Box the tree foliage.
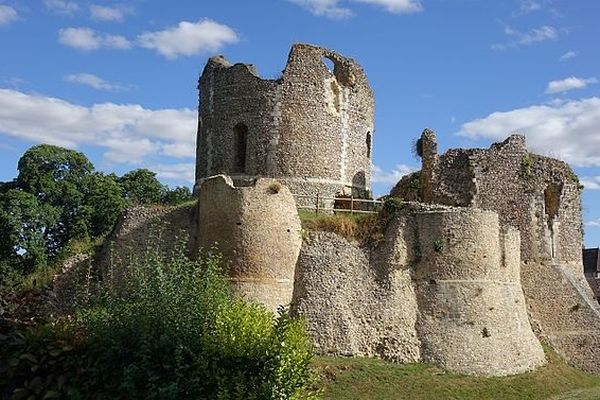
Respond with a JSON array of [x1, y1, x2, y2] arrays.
[[0, 144, 193, 283], [119, 169, 165, 205]]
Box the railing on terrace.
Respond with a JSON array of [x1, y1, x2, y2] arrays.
[[293, 193, 383, 215]]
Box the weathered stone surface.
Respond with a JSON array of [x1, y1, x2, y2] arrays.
[[292, 229, 421, 363], [196, 175, 302, 312], [195, 44, 375, 201], [396, 131, 583, 266], [411, 208, 545, 376], [293, 205, 545, 376]]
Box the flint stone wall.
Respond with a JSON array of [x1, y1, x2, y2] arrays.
[[196, 175, 302, 312], [195, 43, 375, 200], [394, 133, 583, 266], [293, 205, 546, 376]]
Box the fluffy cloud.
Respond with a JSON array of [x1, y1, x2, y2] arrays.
[[64, 73, 129, 91], [586, 219, 600, 228], [288, 0, 352, 18], [546, 76, 598, 94], [137, 19, 238, 59], [58, 27, 131, 50], [44, 0, 79, 15], [0, 88, 196, 164], [0, 5, 18, 25], [150, 163, 195, 183], [560, 51, 577, 61], [355, 0, 422, 13], [288, 0, 422, 18], [458, 97, 600, 167], [90, 4, 132, 22], [372, 164, 416, 184], [493, 25, 558, 50], [581, 176, 600, 190]]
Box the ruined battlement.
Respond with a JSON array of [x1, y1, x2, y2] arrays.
[[195, 43, 375, 200], [394, 130, 583, 265]]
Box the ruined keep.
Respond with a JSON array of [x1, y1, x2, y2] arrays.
[[194, 43, 375, 200], [394, 130, 583, 267], [89, 43, 600, 378]]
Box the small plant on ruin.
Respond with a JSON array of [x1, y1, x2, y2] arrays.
[[521, 154, 534, 178], [411, 137, 424, 160], [269, 181, 282, 194], [433, 238, 445, 253]]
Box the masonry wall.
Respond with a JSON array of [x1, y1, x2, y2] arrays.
[[293, 205, 546, 376], [411, 132, 583, 266], [411, 208, 545, 376], [195, 43, 375, 199], [292, 222, 421, 363], [196, 175, 302, 311]]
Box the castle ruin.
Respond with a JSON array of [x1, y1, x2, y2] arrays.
[[95, 43, 600, 378], [195, 44, 374, 200]]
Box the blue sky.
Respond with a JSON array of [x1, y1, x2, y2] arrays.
[[0, 0, 599, 245]]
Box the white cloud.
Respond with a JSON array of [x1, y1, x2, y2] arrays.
[[137, 19, 238, 59], [354, 0, 422, 14], [581, 176, 600, 190], [560, 51, 577, 61], [493, 25, 558, 50], [0, 5, 18, 25], [44, 0, 79, 15], [288, 0, 422, 18], [58, 27, 131, 51], [517, 0, 541, 15], [586, 219, 600, 228], [458, 97, 600, 167], [90, 4, 132, 22], [151, 163, 195, 183], [64, 73, 129, 91], [546, 76, 598, 94], [372, 164, 416, 184], [0, 88, 196, 164], [289, 0, 353, 18]]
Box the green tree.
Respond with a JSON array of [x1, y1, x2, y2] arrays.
[[83, 173, 127, 238], [119, 169, 165, 205], [16, 145, 93, 255], [162, 185, 193, 205], [0, 189, 55, 274]]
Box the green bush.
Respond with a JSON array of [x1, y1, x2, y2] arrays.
[[74, 244, 319, 399], [1, 245, 319, 399]]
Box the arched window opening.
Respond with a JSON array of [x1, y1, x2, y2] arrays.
[[322, 56, 335, 73], [366, 131, 372, 159], [544, 183, 561, 222], [233, 123, 248, 174]]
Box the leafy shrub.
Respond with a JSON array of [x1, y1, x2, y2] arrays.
[[73, 244, 319, 399]]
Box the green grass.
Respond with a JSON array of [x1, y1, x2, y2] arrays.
[[315, 348, 600, 400]]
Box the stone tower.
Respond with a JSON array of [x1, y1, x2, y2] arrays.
[[195, 43, 375, 199]]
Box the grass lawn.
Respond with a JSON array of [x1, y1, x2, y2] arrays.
[[314, 348, 600, 400]]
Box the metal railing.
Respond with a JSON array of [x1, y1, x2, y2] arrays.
[[293, 193, 383, 215]]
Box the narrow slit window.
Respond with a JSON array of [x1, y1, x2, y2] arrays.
[[233, 123, 248, 174], [366, 131, 372, 159]]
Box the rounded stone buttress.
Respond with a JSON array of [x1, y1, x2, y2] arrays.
[[196, 175, 302, 311]]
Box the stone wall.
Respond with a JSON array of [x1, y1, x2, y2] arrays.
[[292, 226, 421, 363], [195, 43, 375, 200], [397, 132, 583, 266], [293, 204, 546, 376], [522, 262, 600, 376], [196, 175, 302, 312], [411, 208, 544, 376]]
